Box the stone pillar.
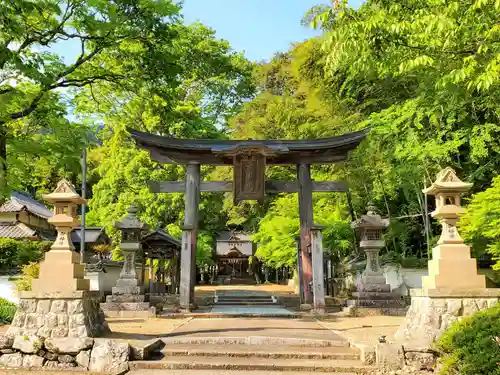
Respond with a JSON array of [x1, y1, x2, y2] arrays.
[[7, 179, 108, 338], [297, 163, 313, 308], [396, 168, 499, 345], [311, 225, 325, 312], [100, 205, 154, 318], [180, 164, 200, 311]]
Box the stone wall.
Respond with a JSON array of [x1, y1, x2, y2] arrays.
[[395, 293, 499, 345], [7, 291, 108, 339], [0, 336, 136, 373]]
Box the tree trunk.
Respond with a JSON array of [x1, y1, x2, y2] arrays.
[[0, 128, 7, 200]]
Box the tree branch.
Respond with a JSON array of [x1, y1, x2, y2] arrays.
[[2, 45, 107, 124]]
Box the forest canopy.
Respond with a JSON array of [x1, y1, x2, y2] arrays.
[[1, 0, 499, 270]]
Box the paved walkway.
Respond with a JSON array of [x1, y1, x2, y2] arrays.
[[166, 318, 345, 342]]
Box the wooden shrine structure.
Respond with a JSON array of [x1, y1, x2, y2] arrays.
[[141, 228, 181, 295], [129, 128, 366, 311]]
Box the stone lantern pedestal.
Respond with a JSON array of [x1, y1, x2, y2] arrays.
[[100, 206, 155, 318], [346, 205, 406, 316], [7, 180, 108, 338], [396, 168, 500, 345]]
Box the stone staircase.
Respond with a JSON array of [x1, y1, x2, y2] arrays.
[[214, 294, 277, 306], [129, 341, 374, 374]]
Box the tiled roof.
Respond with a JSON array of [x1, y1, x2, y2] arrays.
[[142, 228, 181, 247], [0, 221, 37, 238], [217, 231, 252, 242], [0, 191, 53, 219], [71, 227, 109, 244]]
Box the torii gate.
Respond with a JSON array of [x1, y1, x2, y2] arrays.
[[129, 128, 366, 312]]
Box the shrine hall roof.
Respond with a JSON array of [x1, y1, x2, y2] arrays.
[[128, 128, 367, 165]]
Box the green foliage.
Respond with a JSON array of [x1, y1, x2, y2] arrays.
[[434, 303, 500, 375], [461, 176, 500, 268], [0, 297, 17, 324], [253, 194, 353, 268], [0, 239, 49, 271], [14, 262, 40, 292]]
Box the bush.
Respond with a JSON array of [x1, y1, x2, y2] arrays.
[[0, 239, 50, 272], [0, 297, 17, 324], [434, 303, 500, 375], [14, 262, 40, 292]]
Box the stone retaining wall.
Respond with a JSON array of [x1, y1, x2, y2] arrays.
[[395, 293, 499, 344], [0, 335, 147, 373], [7, 291, 108, 339]]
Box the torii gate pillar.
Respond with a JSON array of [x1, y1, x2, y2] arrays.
[[179, 164, 200, 311]]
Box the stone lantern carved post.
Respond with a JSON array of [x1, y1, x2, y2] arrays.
[[101, 205, 155, 318], [395, 168, 499, 345], [347, 205, 404, 314], [7, 179, 108, 338]]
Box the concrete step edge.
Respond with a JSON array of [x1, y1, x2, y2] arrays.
[[129, 357, 373, 373], [159, 336, 350, 347], [160, 348, 360, 360], [128, 370, 358, 375]]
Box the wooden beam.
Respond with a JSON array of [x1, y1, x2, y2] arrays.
[[150, 180, 348, 193]]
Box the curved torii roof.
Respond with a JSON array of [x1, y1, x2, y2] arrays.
[[128, 128, 367, 165]]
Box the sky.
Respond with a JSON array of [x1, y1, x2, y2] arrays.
[[54, 0, 364, 64], [181, 0, 364, 62]]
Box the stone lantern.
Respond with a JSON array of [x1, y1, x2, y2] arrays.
[[395, 167, 498, 345], [114, 205, 149, 290], [8, 179, 108, 339], [421, 167, 485, 292], [352, 204, 389, 281], [101, 205, 154, 318], [347, 204, 402, 314], [33, 179, 88, 293]]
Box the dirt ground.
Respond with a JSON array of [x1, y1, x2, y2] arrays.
[[317, 315, 405, 346], [103, 317, 191, 345]]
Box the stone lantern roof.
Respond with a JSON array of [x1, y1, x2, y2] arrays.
[[115, 205, 149, 232], [422, 167, 472, 195], [43, 179, 85, 204], [352, 204, 389, 230]]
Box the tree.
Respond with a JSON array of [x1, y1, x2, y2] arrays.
[[461, 176, 500, 269], [84, 21, 255, 241], [316, 0, 500, 190], [0, 0, 183, 192]]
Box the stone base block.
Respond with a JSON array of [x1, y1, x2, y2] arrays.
[[100, 302, 150, 311], [112, 286, 141, 295], [116, 278, 140, 287], [395, 289, 500, 345], [347, 299, 406, 308], [343, 306, 408, 317], [106, 294, 145, 303], [361, 276, 386, 284], [6, 291, 108, 338], [357, 283, 391, 293], [352, 291, 394, 299], [103, 307, 156, 318]]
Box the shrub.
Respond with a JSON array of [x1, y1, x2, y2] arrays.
[[14, 262, 40, 292], [434, 303, 500, 375], [0, 297, 17, 324], [0, 239, 50, 272]]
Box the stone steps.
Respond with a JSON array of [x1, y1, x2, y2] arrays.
[[159, 344, 360, 360], [129, 370, 357, 375], [214, 294, 277, 306], [129, 355, 373, 373]]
